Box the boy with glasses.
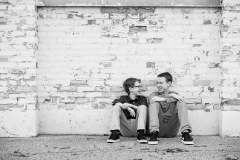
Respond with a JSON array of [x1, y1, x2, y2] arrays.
[[148, 72, 194, 145], [107, 78, 148, 143]]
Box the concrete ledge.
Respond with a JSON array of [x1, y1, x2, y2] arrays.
[[0, 110, 38, 137], [219, 111, 240, 137], [189, 110, 219, 135], [39, 110, 112, 135], [0, 109, 230, 137], [38, 0, 221, 7], [39, 109, 219, 135]]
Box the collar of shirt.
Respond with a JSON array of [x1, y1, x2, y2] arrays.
[[127, 95, 139, 105]]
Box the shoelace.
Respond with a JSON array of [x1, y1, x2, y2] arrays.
[[151, 132, 158, 138], [110, 132, 118, 137], [183, 133, 192, 140]]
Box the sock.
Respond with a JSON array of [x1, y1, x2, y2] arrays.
[[137, 129, 144, 134], [111, 130, 120, 134], [182, 129, 191, 134]]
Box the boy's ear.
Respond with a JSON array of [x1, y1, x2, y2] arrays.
[[167, 81, 172, 87], [129, 87, 133, 92]]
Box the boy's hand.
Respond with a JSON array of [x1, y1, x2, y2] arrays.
[[150, 96, 166, 104], [122, 103, 131, 109], [169, 93, 185, 103], [127, 107, 135, 117]]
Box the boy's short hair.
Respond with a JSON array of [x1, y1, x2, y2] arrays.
[[123, 78, 141, 95], [157, 72, 173, 83]]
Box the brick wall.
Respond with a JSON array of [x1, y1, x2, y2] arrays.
[[0, 0, 37, 111], [1, 0, 240, 137], [221, 0, 240, 111], [37, 7, 221, 111]]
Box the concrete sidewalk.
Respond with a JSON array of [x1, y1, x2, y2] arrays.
[[0, 135, 240, 160]]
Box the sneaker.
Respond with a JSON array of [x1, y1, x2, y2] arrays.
[[137, 130, 147, 143], [148, 131, 158, 145], [107, 130, 120, 143], [181, 131, 194, 145]]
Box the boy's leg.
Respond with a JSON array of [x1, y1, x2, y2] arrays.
[[176, 101, 194, 145], [149, 102, 161, 133], [149, 102, 169, 136], [161, 105, 180, 138], [120, 105, 147, 137], [136, 105, 147, 131], [148, 102, 161, 145], [161, 102, 192, 137], [109, 105, 136, 137], [135, 105, 148, 143], [176, 101, 192, 133]]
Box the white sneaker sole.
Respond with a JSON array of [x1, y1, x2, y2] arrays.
[[181, 140, 194, 145], [137, 139, 147, 143], [148, 141, 158, 145], [107, 139, 120, 143]]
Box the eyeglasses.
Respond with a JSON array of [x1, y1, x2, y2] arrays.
[[133, 85, 142, 89]]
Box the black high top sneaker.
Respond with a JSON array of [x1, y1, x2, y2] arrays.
[[181, 130, 194, 145], [137, 130, 147, 143], [148, 131, 158, 145], [107, 130, 120, 143]]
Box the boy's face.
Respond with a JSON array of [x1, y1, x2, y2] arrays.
[[130, 81, 142, 96], [156, 77, 171, 93]]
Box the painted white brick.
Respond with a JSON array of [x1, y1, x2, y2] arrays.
[[87, 80, 105, 86], [0, 81, 8, 86], [0, 86, 8, 92], [0, 99, 17, 104], [221, 93, 238, 99], [13, 37, 37, 43], [222, 12, 240, 18], [0, 63, 18, 68], [202, 98, 221, 104], [9, 80, 17, 85], [222, 87, 239, 92], [26, 5, 35, 11], [22, 80, 36, 86], [201, 74, 220, 81], [184, 86, 202, 92], [91, 74, 110, 80], [0, 5, 8, 10], [18, 98, 36, 105], [0, 25, 18, 31], [26, 104, 36, 110], [105, 80, 123, 86], [85, 92, 103, 98], [77, 86, 95, 92], [222, 62, 240, 68]]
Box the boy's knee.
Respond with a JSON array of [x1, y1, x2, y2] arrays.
[[112, 105, 121, 110], [149, 102, 160, 107], [139, 105, 147, 110], [137, 105, 147, 113], [176, 101, 186, 107]]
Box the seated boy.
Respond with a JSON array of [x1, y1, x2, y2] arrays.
[[107, 78, 148, 143], [148, 72, 194, 145]]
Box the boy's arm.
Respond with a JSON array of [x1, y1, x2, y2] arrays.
[[149, 92, 178, 104], [168, 92, 185, 103], [112, 96, 128, 109], [165, 94, 178, 103], [112, 96, 140, 110]]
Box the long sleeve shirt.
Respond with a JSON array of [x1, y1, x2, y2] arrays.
[[112, 95, 148, 119]]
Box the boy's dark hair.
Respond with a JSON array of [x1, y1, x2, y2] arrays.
[[123, 78, 141, 95], [157, 72, 173, 83]]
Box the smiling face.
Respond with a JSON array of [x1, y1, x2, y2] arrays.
[[156, 77, 171, 94], [130, 81, 142, 96]]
